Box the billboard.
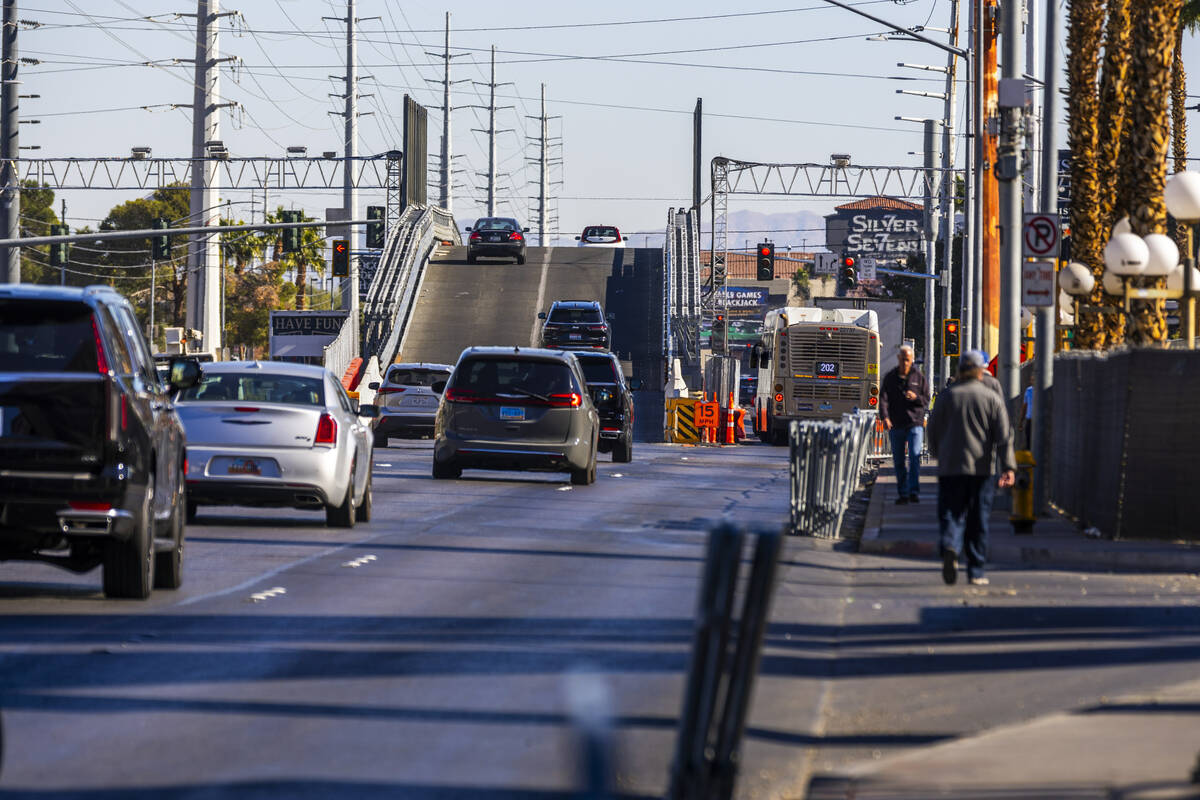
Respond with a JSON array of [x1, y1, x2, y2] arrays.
[[269, 310, 348, 358], [403, 95, 428, 208]]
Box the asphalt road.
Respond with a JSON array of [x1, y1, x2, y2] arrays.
[[1, 443, 1198, 798]]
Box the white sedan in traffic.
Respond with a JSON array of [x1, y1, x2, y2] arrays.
[[176, 360, 376, 527], [576, 225, 626, 248]]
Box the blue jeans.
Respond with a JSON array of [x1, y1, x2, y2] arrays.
[[937, 474, 997, 579], [888, 425, 923, 499]]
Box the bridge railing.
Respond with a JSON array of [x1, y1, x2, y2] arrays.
[[664, 207, 702, 388], [788, 412, 875, 538]]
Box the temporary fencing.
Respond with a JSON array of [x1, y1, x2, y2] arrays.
[[788, 412, 875, 538]]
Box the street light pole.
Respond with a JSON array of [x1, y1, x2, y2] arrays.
[[1034, 0, 1059, 514], [996, 0, 1024, 406]]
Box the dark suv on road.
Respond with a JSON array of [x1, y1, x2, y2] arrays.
[[0, 285, 200, 598], [573, 351, 636, 463], [538, 300, 613, 351], [466, 217, 529, 264]]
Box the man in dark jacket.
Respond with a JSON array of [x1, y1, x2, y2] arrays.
[[928, 351, 1017, 586], [878, 345, 931, 504]]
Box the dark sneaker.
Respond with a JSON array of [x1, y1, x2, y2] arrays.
[[942, 549, 958, 585], [909, 495, 920, 504], [896, 496, 909, 505]]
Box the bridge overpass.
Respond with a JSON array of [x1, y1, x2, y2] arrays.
[[399, 245, 666, 441]]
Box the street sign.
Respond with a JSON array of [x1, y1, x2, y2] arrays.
[[1022, 213, 1060, 258], [859, 256, 877, 281], [814, 252, 838, 276], [1022, 260, 1056, 307], [695, 401, 719, 429]]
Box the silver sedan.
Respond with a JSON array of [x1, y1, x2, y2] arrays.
[[176, 361, 376, 527]]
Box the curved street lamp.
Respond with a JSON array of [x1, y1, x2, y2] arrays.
[[1164, 170, 1200, 348]]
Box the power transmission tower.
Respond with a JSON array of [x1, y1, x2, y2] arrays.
[[325, 0, 375, 350], [1, 0, 19, 283], [469, 46, 513, 217], [526, 84, 561, 246], [183, 0, 237, 354], [424, 12, 469, 214]]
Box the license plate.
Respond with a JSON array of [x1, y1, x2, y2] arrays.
[[488, 234, 502, 241], [499, 406, 525, 421], [412, 397, 434, 406], [228, 458, 262, 476], [569, 333, 582, 340]]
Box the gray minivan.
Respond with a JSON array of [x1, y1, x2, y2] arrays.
[[432, 347, 600, 485]]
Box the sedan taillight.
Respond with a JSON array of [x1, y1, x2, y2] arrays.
[[469, 232, 482, 241], [508, 231, 524, 241], [315, 413, 337, 444]]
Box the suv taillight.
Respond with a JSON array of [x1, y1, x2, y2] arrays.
[[548, 392, 582, 408], [91, 316, 109, 375], [377, 386, 406, 395], [444, 388, 477, 404], [315, 413, 337, 444]]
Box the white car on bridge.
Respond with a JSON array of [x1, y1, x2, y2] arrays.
[[575, 225, 626, 248]]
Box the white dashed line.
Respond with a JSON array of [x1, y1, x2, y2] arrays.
[[341, 554, 378, 568], [249, 586, 287, 603]]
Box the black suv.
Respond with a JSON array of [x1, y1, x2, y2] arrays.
[[0, 285, 200, 599], [538, 300, 613, 351], [573, 351, 636, 462]]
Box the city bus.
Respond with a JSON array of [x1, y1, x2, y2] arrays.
[[748, 306, 881, 444]]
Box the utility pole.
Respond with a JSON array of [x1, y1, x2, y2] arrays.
[[923, 120, 939, 386], [526, 84, 561, 246], [996, 0, 1024, 404], [185, 0, 227, 355], [962, 23, 975, 352], [1033, 0, 1058, 513], [471, 46, 513, 217], [1, 0, 19, 283], [938, 0, 961, 387], [981, 0, 1001, 358], [424, 12, 467, 213], [693, 98, 702, 213]]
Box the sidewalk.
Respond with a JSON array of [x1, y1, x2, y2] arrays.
[[858, 462, 1200, 573], [806, 676, 1200, 799]]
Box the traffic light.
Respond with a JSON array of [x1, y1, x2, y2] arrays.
[[49, 224, 69, 268], [331, 239, 350, 278], [151, 218, 170, 260], [713, 256, 726, 285], [281, 209, 302, 253], [841, 256, 857, 289], [366, 205, 385, 249], [942, 318, 961, 357], [756, 242, 775, 281], [711, 313, 727, 353]]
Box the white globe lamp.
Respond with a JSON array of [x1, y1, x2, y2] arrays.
[[1112, 216, 1132, 236], [1142, 233, 1178, 277], [1165, 171, 1200, 223], [1103, 233, 1149, 276], [1059, 262, 1095, 296], [1167, 263, 1200, 292], [1102, 270, 1126, 295]]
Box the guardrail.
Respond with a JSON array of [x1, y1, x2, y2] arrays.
[[788, 412, 875, 538]]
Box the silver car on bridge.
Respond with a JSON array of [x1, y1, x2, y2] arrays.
[[176, 361, 377, 527]]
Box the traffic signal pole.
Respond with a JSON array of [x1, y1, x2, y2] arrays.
[[1, 0, 20, 284], [923, 120, 939, 386]]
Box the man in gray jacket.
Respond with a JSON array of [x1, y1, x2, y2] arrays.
[[928, 351, 1017, 586]]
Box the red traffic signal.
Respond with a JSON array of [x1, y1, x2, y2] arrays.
[[331, 239, 350, 277], [843, 256, 856, 268]]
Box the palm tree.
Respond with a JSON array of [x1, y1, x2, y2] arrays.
[[1094, 0, 1132, 348], [1067, 0, 1107, 350], [1123, 0, 1184, 346]]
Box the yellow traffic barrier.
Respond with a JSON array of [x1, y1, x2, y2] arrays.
[[666, 397, 700, 443]]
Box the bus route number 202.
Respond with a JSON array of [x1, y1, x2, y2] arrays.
[[816, 361, 840, 378]]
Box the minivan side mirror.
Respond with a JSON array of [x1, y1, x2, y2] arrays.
[[605, 313, 615, 322], [537, 312, 547, 320], [523, 227, 530, 233], [168, 357, 202, 391], [368, 381, 380, 390], [465, 226, 472, 232], [629, 378, 643, 391]]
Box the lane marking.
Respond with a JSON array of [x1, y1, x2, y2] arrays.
[[249, 586, 286, 603], [557, 485, 572, 492], [528, 247, 553, 346], [341, 554, 378, 568]]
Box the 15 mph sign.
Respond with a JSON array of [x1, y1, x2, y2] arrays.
[[1023, 213, 1060, 258]]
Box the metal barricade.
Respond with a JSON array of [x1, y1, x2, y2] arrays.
[[788, 412, 875, 538]]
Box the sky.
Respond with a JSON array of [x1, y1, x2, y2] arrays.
[[15, 1, 1200, 248]]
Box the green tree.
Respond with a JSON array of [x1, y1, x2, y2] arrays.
[[18, 182, 60, 284], [267, 207, 325, 310], [790, 267, 811, 302]]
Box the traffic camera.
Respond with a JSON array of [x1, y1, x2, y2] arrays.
[[756, 242, 775, 281]]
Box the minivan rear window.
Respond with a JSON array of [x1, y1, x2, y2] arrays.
[[548, 307, 603, 324], [387, 368, 451, 387], [0, 300, 99, 373], [450, 358, 576, 396]]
